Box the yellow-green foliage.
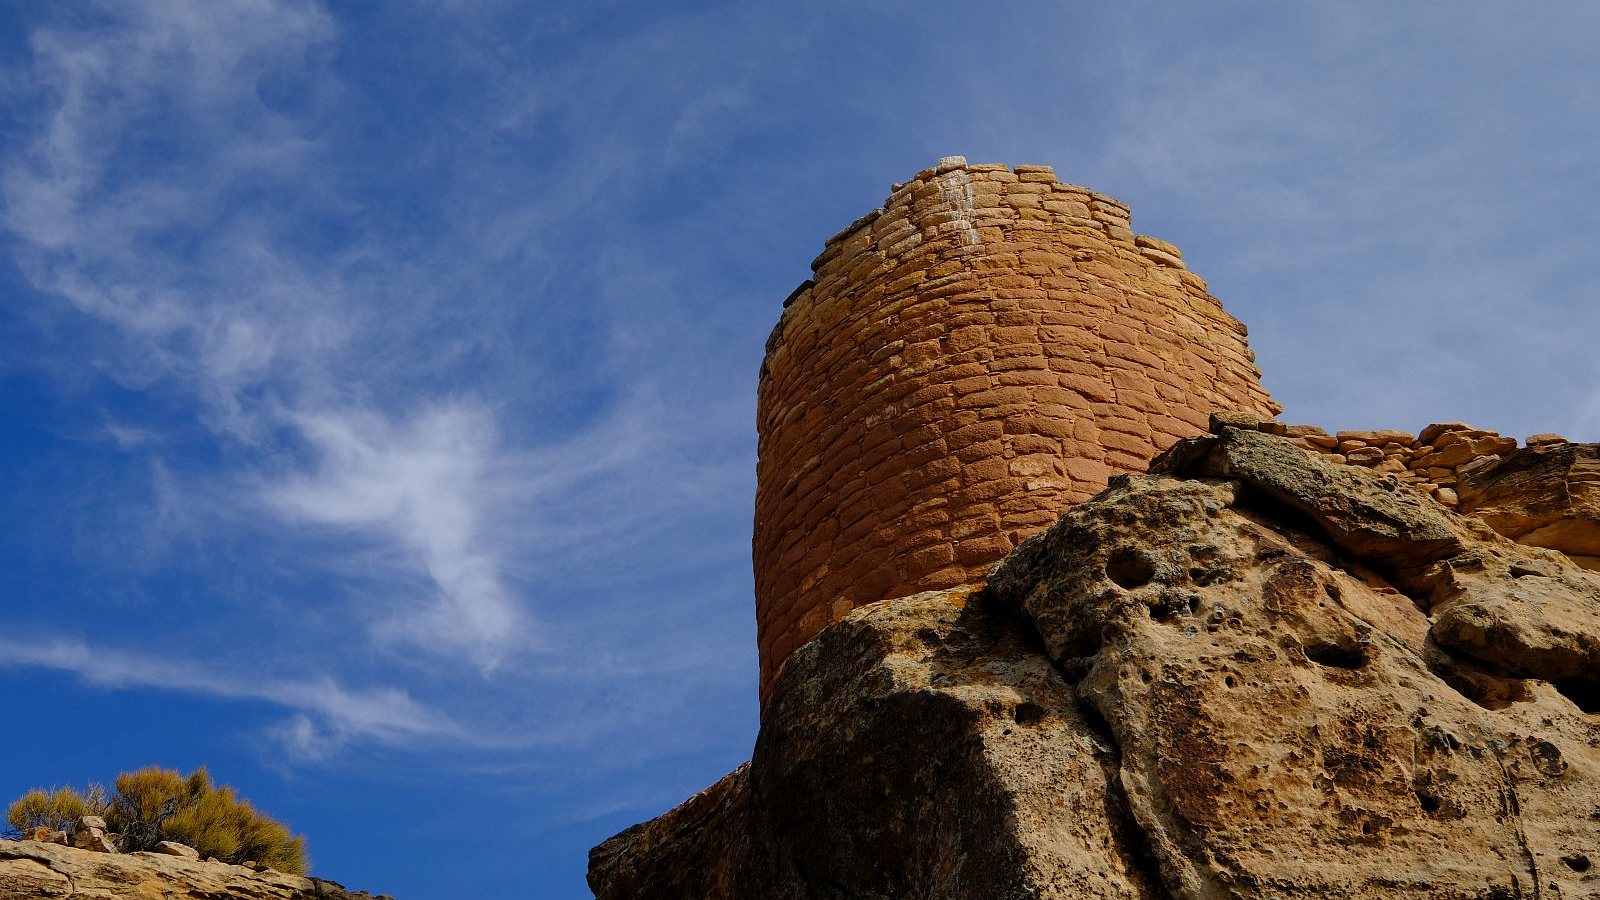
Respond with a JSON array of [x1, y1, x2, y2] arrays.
[[6, 786, 106, 833], [106, 766, 195, 828], [8, 767, 306, 874], [148, 770, 306, 873]]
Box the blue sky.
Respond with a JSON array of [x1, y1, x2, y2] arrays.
[[1, 2, 1597, 897]]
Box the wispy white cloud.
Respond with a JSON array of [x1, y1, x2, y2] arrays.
[[264, 404, 526, 669], [0, 633, 460, 759], [2, 0, 536, 679], [101, 421, 162, 450], [0, 1, 764, 771]]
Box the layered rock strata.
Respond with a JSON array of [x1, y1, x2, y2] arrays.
[[1459, 441, 1600, 570], [755, 159, 1280, 703], [0, 839, 386, 900], [593, 418, 1600, 899]]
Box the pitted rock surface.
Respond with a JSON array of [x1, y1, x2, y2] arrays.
[[591, 589, 1163, 899], [594, 425, 1600, 899]]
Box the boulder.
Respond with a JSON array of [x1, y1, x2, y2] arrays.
[[591, 587, 1163, 899], [1418, 421, 1477, 444], [594, 424, 1600, 899], [68, 816, 115, 853]]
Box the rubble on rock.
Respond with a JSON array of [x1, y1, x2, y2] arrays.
[[1275, 419, 1530, 510], [592, 419, 1600, 899], [66, 816, 115, 854], [1274, 415, 1598, 572]]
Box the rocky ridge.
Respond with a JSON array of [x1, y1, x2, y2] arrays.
[[591, 415, 1600, 899], [0, 838, 386, 900]]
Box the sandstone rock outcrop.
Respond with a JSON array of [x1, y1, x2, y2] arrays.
[[1459, 441, 1600, 570], [593, 420, 1600, 899], [591, 587, 1163, 899], [0, 838, 387, 900]]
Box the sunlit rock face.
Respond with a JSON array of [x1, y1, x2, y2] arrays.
[[592, 420, 1600, 900], [1458, 440, 1600, 571], [0, 839, 387, 900]]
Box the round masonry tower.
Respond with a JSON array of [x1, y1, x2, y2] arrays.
[[754, 158, 1280, 704]]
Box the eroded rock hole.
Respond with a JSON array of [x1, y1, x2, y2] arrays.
[[1432, 664, 1532, 711], [1556, 678, 1600, 714], [1188, 564, 1232, 587], [1147, 589, 1200, 622], [1531, 739, 1568, 777], [1106, 548, 1157, 589], [1416, 791, 1442, 814], [1563, 854, 1591, 873], [1304, 639, 1366, 670], [1062, 656, 1096, 680], [1013, 702, 1045, 726]]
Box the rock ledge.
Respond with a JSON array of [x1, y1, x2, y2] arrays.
[[0, 838, 389, 900]]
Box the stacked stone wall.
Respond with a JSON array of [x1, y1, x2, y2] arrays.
[[1213, 412, 1598, 571], [1274, 421, 1557, 508], [753, 158, 1280, 703]]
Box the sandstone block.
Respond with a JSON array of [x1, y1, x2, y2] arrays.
[[1137, 246, 1184, 268], [153, 841, 200, 859], [1417, 422, 1478, 445], [70, 830, 115, 854], [1337, 428, 1417, 445], [1414, 442, 1477, 468], [1133, 234, 1182, 257], [1007, 455, 1058, 478], [1343, 447, 1385, 465], [955, 533, 1014, 565]]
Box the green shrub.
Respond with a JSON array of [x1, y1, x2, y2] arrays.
[[6, 785, 107, 834], [6, 767, 307, 874]]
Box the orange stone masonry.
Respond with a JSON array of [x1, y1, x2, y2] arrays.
[[753, 159, 1281, 705]]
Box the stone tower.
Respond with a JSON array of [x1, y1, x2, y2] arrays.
[[754, 158, 1279, 704]]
